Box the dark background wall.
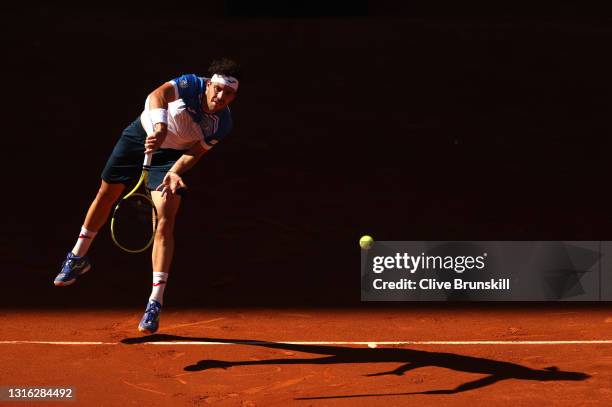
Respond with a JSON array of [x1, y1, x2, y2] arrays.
[[2, 2, 612, 307]]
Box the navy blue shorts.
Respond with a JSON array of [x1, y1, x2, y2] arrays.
[[101, 118, 188, 194]]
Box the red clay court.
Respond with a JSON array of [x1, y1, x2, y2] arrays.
[[2, 307, 611, 406]]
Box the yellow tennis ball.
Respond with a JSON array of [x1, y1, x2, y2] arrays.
[[359, 235, 374, 250]]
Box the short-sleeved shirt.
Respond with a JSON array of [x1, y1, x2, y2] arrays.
[[140, 74, 233, 151]]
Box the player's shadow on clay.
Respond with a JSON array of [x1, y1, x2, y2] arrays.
[[121, 334, 589, 398]]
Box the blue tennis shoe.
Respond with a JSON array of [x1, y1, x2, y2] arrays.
[[54, 252, 91, 286], [138, 300, 162, 334]]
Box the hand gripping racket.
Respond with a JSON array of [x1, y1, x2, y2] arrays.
[[110, 153, 158, 253]]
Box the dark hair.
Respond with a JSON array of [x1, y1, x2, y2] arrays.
[[208, 58, 241, 80]]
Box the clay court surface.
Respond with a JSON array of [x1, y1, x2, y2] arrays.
[[1, 308, 611, 406]]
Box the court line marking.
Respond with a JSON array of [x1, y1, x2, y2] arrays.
[[1, 340, 611, 346]]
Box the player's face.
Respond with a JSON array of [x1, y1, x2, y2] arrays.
[[204, 81, 237, 113]]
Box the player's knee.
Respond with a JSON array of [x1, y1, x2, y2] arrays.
[[96, 182, 123, 204]]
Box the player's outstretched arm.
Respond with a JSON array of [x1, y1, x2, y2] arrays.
[[156, 141, 209, 195]]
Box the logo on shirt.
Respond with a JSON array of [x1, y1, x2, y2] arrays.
[[179, 80, 188, 88]]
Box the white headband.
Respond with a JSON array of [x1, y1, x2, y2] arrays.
[[211, 74, 239, 91]]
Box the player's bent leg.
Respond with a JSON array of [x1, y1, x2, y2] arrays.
[[54, 180, 125, 287], [83, 180, 126, 232], [138, 190, 182, 334]]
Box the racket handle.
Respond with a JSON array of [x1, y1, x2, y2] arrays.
[[143, 152, 152, 168]]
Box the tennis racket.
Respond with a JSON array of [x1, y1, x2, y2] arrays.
[[110, 153, 158, 253]]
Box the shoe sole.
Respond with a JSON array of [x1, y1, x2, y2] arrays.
[[53, 264, 91, 286], [138, 325, 158, 334]]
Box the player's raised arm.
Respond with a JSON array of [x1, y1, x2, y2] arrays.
[[144, 82, 177, 154]]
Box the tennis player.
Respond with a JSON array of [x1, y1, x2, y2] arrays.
[[53, 58, 240, 334]]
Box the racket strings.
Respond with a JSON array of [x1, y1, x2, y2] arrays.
[[112, 194, 157, 252]]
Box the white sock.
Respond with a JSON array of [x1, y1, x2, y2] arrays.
[[149, 272, 169, 305], [71, 226, 97, 257]]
